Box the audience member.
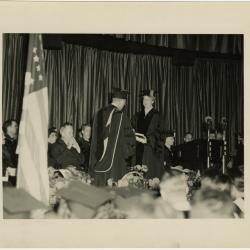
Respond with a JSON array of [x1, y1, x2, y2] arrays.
[[183, 132, 193, 143], [2, 132, 14, 186], [48, 127, 58, 167], [50, 123, 85, 169], [77, 124, 91, 172], [228, 167, 244, 218], [163, 130, 176, 170], [201, 168, 232, 193], [55, 181, 114, 218], [190, 187, 234, 218], [2, 119, 19, 186], [160, 168, 190, 214]]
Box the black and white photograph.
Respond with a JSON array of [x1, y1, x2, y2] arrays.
[[2, 33, 244, 220]]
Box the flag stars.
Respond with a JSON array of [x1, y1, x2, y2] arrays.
[[33, 55, 39, 63], [33, 47, 37, 54], [38, 74, 43, 81]]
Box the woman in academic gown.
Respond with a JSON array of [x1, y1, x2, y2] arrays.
[[131, 90, 164, 179]]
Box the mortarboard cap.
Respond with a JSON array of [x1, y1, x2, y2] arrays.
[[3, 188, 47, 219], [141, 89, 157, 98], [163, 130, 175, 138], [105, 186, 156, 212], [57, 181, 113, 209], [105, 186, 154, 199], [111, 87, 129, 99]]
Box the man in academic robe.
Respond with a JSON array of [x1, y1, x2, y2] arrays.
[[89, 88, 136, 186]]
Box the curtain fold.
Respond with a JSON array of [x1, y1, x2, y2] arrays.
[[2, 35, 243, 153], [109, 34, 243, 55], [2, 34, 27, 122]]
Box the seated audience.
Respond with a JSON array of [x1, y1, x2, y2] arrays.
[[201, 168, 232, 193], [228, 167, 244, 218], [2, 119, 19, 186], [48, 127, 58, 167], [76, 128, 83, 141], [183, 132, 193, 143], [160, 168, 190, 215], [77, 124, 91, 172], [50, 123, 85, 169], [190, 187, 234, 218], [55, 181, 114, 219]]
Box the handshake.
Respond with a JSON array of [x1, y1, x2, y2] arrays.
[[66, 137, 81, 153], [135, 132, 147, 144]]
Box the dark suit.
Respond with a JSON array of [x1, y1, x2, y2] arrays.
[[164, 146, 174, 170], [4, 135, 18, 168], [50, 138, 85, 169], [77, 138, 90, 172], [3, 135, 18, 186], [48, 142, 57, 167]]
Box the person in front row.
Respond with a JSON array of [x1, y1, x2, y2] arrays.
[[77, 124, 92, 172], [163, 130, 176, 170], [50, 123, 85, 170]]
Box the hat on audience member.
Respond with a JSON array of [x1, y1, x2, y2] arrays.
[[3, 187, 47, 219], [57, 181, 114, 218]]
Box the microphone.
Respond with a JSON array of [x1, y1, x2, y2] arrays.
[[205, 116, 213, 128], [221, 117, 227, 129]]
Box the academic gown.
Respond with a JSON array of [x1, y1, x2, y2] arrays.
[[89, 104, 136, 186], [131, 108, 164, 179]]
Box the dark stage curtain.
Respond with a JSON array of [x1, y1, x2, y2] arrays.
[[110, 34, 243, 55], [2, 34, 27, 122], [2, 35, 243, 153]]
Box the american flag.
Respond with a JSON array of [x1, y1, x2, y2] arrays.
[[16, 34, 49, 205]]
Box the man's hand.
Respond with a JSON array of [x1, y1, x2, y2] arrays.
[[71, 138, 81, 153]]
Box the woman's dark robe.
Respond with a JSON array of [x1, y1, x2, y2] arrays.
[[132, 108, 164, 179]]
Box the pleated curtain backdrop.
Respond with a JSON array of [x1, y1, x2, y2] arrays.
[[2, 34, 243, 152]]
